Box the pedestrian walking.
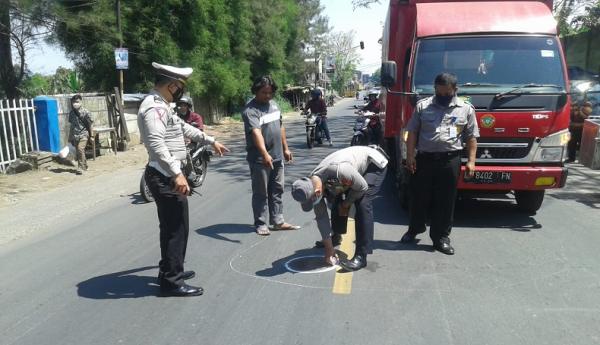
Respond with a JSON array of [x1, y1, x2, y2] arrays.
[[242, 76, 299, 236], [399, 73, 479, 255], [291, 146, 388, 270], [138, 62, 229, 297], [68, 94, 93, 175]]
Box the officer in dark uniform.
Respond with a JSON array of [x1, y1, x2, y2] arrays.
[[399, 73, 479, 255], [138, 62, 229, 297]]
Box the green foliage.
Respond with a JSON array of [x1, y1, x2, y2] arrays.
[[50, 0, 327, 116], [274, 94, 293, 113], [19, 74, 51, 98]]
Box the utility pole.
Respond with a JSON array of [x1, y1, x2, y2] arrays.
[[116, 0, 124, 101]]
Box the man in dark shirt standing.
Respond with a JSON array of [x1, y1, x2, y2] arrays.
[[243, 76, 299, 236], [304, 89, 332, 145]]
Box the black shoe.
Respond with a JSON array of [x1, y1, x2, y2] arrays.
[[399, 230, 419, 243], [158, 270, 196, 280], [160, 283, 204, 297], [433, 242, 455, 255], [340, 254, 367, 271], [315, 234, 342, 248]]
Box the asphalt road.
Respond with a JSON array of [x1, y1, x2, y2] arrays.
[[1, 97, 600, 345]]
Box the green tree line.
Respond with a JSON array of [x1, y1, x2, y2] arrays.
[[2, 0, 329, 115]]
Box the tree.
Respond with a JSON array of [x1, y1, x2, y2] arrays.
[[50, 0, 328, 117], [352, 0, 380, 9], [0, 0, 53, 99], [325, 31, 362, 93]]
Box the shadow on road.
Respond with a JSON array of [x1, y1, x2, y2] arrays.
[[255, 247, 323, 277], [454, 198, 542, 231], [128, 192, 148, 205], [77, 266, 159, 299], [195, 223, 254, 243]]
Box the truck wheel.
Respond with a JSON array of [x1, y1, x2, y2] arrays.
[[514, 190, 545, 214]]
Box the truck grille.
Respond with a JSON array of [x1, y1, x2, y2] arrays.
[[462, 138, 534, 160]]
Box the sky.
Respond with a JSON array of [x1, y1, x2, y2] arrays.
[[23, 0, 388, 76]]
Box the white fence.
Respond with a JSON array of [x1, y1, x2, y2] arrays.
[[0, 99, 39, 172]]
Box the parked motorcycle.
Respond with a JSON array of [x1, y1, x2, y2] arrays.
[[302, 110, 325, 149], [351, 111, 383, 146], [140, 142, 213, 202]]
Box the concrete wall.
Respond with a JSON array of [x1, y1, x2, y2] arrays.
[[54, 93, 140, 148]]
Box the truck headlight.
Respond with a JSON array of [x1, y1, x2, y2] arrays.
[[534, 147, 564, 162], [533, 130, 569, 162]]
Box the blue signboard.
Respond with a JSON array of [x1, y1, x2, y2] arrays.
[[115, 48, 129, 70]]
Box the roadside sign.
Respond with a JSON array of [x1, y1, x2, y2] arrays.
[[115, 48, 129, 70]]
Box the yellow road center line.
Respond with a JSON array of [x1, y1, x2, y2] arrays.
[[332, 217, 355, 295]]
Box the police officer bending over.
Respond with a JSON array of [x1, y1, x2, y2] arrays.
[[399, 73, 479, 255], [138, 62, 229, 297], [291, 146, 388, 270]]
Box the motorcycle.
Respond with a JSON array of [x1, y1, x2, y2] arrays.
[[140, 141, 213, 203], [326, 95, 335, 107], [302, 110, 325, 149], [350, 111, 383, 146]]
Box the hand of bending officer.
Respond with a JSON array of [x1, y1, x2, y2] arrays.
[[173, 173, 190, 196]]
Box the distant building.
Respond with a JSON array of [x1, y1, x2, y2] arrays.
[[362, 74, 370, 84]]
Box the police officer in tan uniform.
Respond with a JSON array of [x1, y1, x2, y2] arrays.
[[138, 62, 229, 297], [399, 73, 479, 255]]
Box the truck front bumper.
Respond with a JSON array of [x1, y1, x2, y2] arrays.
[[457, 165, 568, 191]]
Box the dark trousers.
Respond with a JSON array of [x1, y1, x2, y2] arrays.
[[409, 152, 461, 243], [568, 127, 583, 161], [145, 166, 189, 288], [316, 116, 331, 141], [331, 164, 387, 256]]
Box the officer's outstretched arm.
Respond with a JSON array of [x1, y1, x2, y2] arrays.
[[182, 121, 215, 146]]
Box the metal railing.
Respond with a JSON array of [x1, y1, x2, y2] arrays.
[[0, 99, 39, 173]]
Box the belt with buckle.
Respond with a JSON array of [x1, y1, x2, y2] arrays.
[[417, 151, 461, 160]]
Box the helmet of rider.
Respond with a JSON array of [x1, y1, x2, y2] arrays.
[[367, 90, 379, 100], [311, 88, 322, 99], [176, 95, 193, 108], [176, 96, 193, 116]]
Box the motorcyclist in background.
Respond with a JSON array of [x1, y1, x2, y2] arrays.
[[176, 96, 205, 130], [362, 90, 382, 114], [304, 89, 332, 146]]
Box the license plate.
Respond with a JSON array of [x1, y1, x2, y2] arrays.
[[464, 171, 512, 184]]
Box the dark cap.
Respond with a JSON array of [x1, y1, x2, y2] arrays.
[[291, 177, 316, 212], [152, 62, 193, 85]]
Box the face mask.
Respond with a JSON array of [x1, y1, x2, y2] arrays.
[[436, 94, 454, 107], [72, 102, 81, 110], [170, 84, 185, 102]]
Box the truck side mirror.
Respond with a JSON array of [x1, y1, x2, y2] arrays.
[[381, 61, 397, 88]]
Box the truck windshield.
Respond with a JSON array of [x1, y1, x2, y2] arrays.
[[413, 36, 566, 94]]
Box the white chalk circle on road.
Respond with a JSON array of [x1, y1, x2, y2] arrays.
[[284, 255, 338, 274]]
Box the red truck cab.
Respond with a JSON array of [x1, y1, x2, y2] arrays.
[[380, 0, 570, 213]]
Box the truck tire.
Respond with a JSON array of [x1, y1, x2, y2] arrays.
[[514, 190, 545, 214]]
